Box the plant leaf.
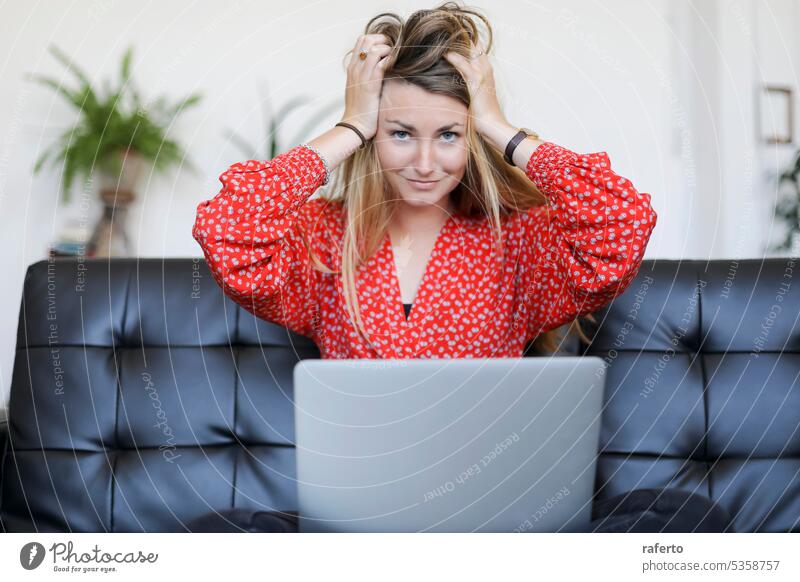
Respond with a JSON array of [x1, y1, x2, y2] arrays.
[[168, 92, 203, 119], [120, 46, 134, 86], [48, 44, 93, 88], [26, 74, 84, 110], [31, 43, 200, 197], [33, 143, 57, 174]]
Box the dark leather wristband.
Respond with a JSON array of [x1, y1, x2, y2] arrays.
[[335, 122, 368, 149], [504, 127, 538, 166]]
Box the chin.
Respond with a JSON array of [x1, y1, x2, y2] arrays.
[[397, 195, 443, 206], [394, 183, 452, 207]]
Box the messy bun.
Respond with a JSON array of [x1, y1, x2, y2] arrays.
[[353, 1, 492, 103]]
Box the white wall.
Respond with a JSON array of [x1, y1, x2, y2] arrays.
[[1, 0, 799, 418], [717, 0, 800, 257]]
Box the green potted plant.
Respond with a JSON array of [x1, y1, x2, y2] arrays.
[[225, 80, 342, 161], [29, 44, 202, 257]]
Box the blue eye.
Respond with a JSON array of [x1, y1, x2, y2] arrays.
[[391, 130, 460, 142]]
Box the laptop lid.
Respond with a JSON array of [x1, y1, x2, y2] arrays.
[[293, 357, 606, 532]]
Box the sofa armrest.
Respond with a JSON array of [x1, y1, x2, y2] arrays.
[[0, 419, 7, 482], [0, 419, 7, 519], [0, 419, 7, 462], [0, 418, 7, 470]]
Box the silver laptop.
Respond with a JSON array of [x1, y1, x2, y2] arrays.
[[293, 357, 606, 533]]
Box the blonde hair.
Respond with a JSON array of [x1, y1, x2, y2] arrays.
[[305, 1, 594, 355]]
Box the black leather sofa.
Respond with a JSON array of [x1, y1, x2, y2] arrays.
[[1, 257, 798, 532]]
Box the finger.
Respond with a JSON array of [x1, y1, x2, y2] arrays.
[[367, 44, 392, 57], [355, 34, 367, 51], [468, 39, 488, 65], [353, 44, 390, 75], [351, 36, 376, 69], [467, 44, 481, 59], [366, 33, 392, 44], [446, 53, 476, 90], [367, 45, 392, 73], [361, 33, 391, 52], [347, 35, 367, 68], [444, 50, 469, 70]]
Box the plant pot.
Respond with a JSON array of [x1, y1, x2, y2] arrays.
[[88, 149, 147, 257], [98, 148, 148, 192], [791, 232, 800, 257]]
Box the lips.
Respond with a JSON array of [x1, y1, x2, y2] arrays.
[[405, 177, 440, 190]]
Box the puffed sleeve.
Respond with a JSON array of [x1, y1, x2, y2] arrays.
[[191, 145, 329, 339], [518, 141, 658, 342]]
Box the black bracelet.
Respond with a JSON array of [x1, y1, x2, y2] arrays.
[[335, 122, 368, 149], [504, 127, 540, 166]]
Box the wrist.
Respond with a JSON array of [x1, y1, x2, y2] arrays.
[[338, 115, 374, 141], [479, 117, 519, 154], [305, 123, 366, 177]]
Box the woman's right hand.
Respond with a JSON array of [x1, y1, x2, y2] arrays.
[[340, 34, 392, 141]]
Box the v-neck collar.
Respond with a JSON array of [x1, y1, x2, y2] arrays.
[[382, 212, 462, 356], [333, 207, 468, 359]]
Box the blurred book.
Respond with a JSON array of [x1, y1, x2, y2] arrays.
[[49, 241, 91, 257], [49, 217, 92, 257]]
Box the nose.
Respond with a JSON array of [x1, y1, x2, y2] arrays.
[[412, 137, 436, 178]]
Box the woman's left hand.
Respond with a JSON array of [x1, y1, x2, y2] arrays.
[[444, 40, 508, 138]]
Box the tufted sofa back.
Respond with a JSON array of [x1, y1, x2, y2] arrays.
[[583, 258, 800, 532], [1, 257, 798, 532]]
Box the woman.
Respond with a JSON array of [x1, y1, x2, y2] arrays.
[[190, 3, 730, 533]]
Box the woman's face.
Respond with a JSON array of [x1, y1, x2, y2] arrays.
[[376, 79, 468, 211]]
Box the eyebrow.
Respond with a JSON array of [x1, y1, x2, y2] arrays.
[[386, 119, 464, 132]]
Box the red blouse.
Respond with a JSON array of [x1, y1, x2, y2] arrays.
[[192, 141, 657, 359]]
